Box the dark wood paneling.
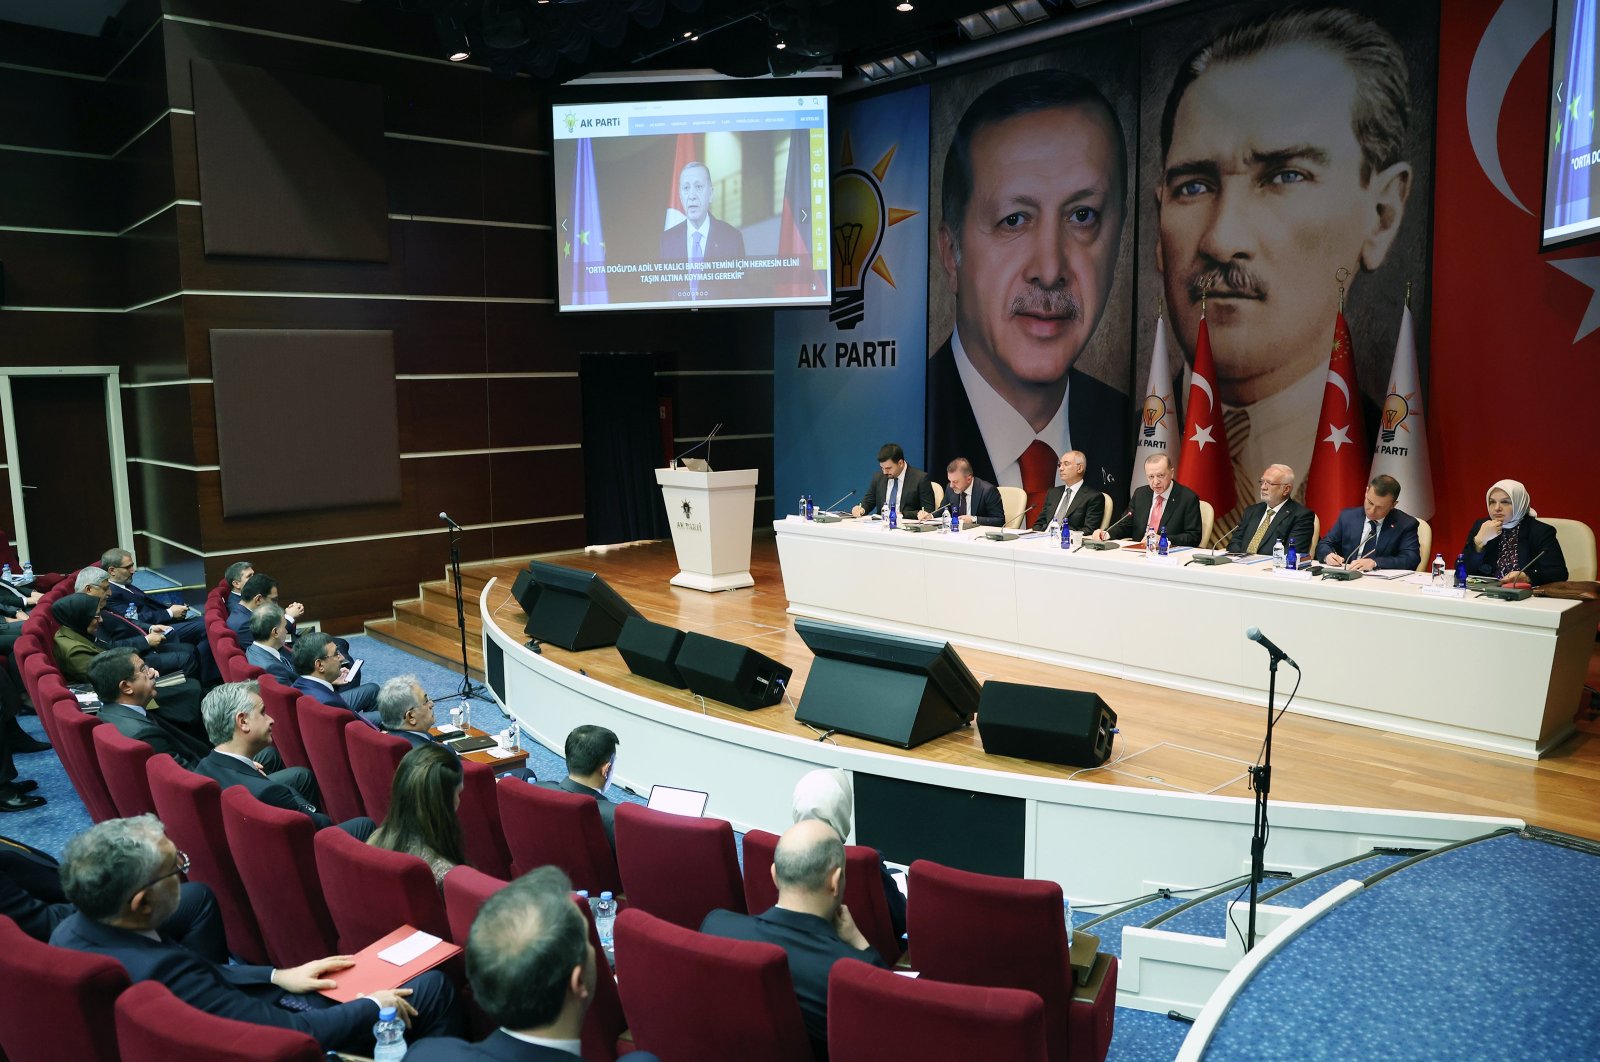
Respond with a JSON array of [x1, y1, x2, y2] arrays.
[[486, 377, 582, 448], [122, 300, 189, 380], [485, 304, 576, 374], [124, 207, 182, 308], [121, 384, 200, 466], [130, 461, 203, 550], [175, 207, 406, 294], [0, 153, 118, 233], [0, 311, 134, 368], [397, 379, 490, 453], [0, 18, 125, 75], [401, 222, 485, 296], [0, 67, 141, 155], [482, 150, 548, 227], [489, 517, 587, 562], [487, 450, 585, 522], [0, 231, 123, 308], [169, 113, 200, 201], [412, 455, 495, 527], [132, 533, 205, 587], [394, 300, 489, 374], [483, 226, 546, 299], [662, 373, 774, 440], [182, 294, 405, 375], [387, 138, 483, 220]]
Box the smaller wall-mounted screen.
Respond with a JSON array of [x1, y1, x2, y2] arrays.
[[1543, 0, 1600, 247], [552, 94, 831, 312]]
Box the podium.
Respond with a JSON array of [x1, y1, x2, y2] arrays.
[[655, 467, 757, 592]]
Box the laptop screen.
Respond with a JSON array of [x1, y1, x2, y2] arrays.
[[646, 785, 709, 817]]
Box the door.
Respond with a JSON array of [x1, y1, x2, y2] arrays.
[[8, 374, 120, 571]]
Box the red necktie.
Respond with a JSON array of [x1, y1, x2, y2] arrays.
[[1147, 492, 1165, 532], [1018, 441, 1056, 529]]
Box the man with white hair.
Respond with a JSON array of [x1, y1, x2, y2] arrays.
[[1226, 464, 1315, 556]]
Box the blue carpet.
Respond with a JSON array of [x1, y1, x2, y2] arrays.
[[1108, 1007, 1192, 1062], [4, 713, 89, 858], [1203, 833, 1600, 1059], [1080, 896, 1187, 959]]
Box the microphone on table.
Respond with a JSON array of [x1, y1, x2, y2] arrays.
[[670, 422, 722, 468], [438, 511, 462, 530], [819, 488, 856, 514], [1245, 626, 1298, 669]]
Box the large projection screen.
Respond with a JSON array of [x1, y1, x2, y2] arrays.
[[1544, 0, 1600, 248], [551, 94, 832, 312]]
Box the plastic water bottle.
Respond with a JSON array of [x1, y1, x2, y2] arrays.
[[1065, 895, 1075, 948], [575, 889, 589, 905], [0, 565, 10, 584], [1060, 521, 1071, 550], [798, 495, 807, 519], [373, 1005, 407, 1061], [1455, 553, 1468, 589], [595, 891, 616, 958], [1047, 519, 1061, 542], [1272, 540, 1286, 570], [1144, 528, 1157, 555], [1431, 553, 1446, 588], [126, 603, 138, 620], [1285, 541, 1298, 570], [20, 561, 30, 580], [950, 504, 960, 533], [1157, 526, 1169, 557], [887, 504, 898, 531], [880, 503, 890, 525], [806, 495, 815, 520]]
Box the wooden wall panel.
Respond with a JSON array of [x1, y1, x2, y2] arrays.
[[488, 517, 587, 562], [124, 209, 182, 309], [485, 377, 582, 448], [412, 454, 496, 527], [482, 150, 549, 226], [122, 301, 189, 380], [0, 154, 118, 233], [121, 385, 201, 466], [0, 67, 135, 155], [488, 450, 586, 523], [129, 462, 203, 551], [0, 231, 122, 308], [397, 379, 491, 453]]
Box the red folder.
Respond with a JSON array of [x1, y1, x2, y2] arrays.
[[318, 924, 462, 1003]]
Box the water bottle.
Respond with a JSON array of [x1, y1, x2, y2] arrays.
[[1455, 553, 1468, 589], [575, 889, 589, 905], [595, 891, 616, 958], [798, 494, 807, 519], [1157, 526, 1169, 557], [1272, 540, 1286, 570], [0, 565, 10, 584], [1431, 553, 1446, 588], [1065, 895, 1075, 948], [1060, 521, 1071, 550], [806, 495, 815, 520], [1285, 541, 1298, 570], [20, 561, 31, 580], [949, 504, 960, 533], [126, 603, 138, 620], [887, 504, 898, 531], [1047, 519, 1061, 542], [880, 503, 890, 525], [1144, 528, 1157, 555], [372, 1005, 407, 1061]]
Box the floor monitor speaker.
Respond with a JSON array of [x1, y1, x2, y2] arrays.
[[675, 632, 791, 710], [616, 617, 688, 688], [977, 681, 1117, 768]]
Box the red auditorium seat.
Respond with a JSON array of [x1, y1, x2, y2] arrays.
[[908, 859, 1118, 1062], [828, 959, 1048, 1062], [742, 829, 903, 964], [219, 787, 339, 968], [614, 802, 744, 929], [0, 913, 128, 1062], [49, 697, 119, 822], [92, 723, 159, 817], [442, 865, 508, 945], [314, 824, 449, 951], [296, 696, 368, 823], [256, 676, 310, 770], [146, 754, 268, 964], [344, 720, 410, 821], [613, 907, 811, 1062], [115, 980, 322, 1061], [458, 760, 513, 880], [497, 778, 622, 892]]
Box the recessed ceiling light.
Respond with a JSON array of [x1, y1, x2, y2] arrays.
[[776, 40, 787, 49], [897, 1, 914, 10]]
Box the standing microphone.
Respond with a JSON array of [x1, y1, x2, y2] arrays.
[[1245, 627, 1297, 668], [439, 511, 462, 530]]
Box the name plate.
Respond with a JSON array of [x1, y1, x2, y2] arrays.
[[1418, 585, 1467, 599], [1271, 567, 1314, 580]]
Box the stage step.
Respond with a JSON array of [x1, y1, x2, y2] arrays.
[[395, 593, 483, 640], [365, 617, 486, 678]]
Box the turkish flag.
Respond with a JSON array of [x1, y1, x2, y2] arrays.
[[1304, 311, 1369, 529], [1175, 316, 1236, 519]]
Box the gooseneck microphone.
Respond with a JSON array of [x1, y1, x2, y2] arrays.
[[439, 511, 462, 530], [1245, 627, 1297, 668], [671, 422, 722, 467]]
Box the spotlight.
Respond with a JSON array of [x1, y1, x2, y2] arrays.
[[436, 14, 471, 61], [776, 40, 787, 49], [897, 1, 914, 10]]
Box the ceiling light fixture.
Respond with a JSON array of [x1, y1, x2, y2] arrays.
[[776, 40, 787, 49], [956, 0, 1054, 39], [435, 15, 471, 61], [897, 1, 914, 11]]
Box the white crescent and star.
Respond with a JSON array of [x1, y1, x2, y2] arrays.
[[1190, 423, 1216, 450]]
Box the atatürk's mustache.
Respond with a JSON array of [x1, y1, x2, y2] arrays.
[[1186, 261, 1267, 303], [1010, 287, 1082, 320]]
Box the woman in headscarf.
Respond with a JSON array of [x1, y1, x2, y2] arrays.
[[790, 767, 907, 943], [1462, 480, 1569, 587], [50, 593, 104, 683]]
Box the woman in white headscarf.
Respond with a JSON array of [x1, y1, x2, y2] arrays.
[[790, 768, 907, 941], [1462, 479, 1568, 586]]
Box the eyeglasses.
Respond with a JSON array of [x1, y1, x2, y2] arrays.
[[135, 849, 189, 894]]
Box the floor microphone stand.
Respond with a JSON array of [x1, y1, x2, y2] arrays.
[[1246, 655, 1279, 952], [446, 523, 494, 706]]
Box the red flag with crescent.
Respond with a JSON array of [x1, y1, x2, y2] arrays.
[[1304, 311, 1369, 529], [1175, 315, 1235, 517]]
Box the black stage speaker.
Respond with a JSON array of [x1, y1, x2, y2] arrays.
[[512, 560, 641, 651], [616, 617, 688, 688], [675, 632, 791, 710], [977, 681, 1117, 768]]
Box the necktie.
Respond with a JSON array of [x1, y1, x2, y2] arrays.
[[689, 231, 703, 298], [1245, 507, 1277, 554], [1355, 518, 1376, 561], [1147, 492, 1165, 532], [887, 477, 899, 515], [1019, 440, 1056, 529]]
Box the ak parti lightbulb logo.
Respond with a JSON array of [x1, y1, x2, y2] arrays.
[[1142, 393, 1172, 438], [1380, 391, 1412, 443], [828, 130, 917, 330]]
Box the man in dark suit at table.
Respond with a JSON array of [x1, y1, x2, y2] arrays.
[[101, 547, 217, 682], [1032, 450, 1106, 534], [1095, 453, 1203, 546], [291, 632, 378, 715], [1315, 474, 1421, 572], [408, 866, 661, 1062], [921, 457, 1006, 528], [850, 443, 936, 521], [701, 820, 887, 1054], [52, 815, 457, 1053], [1228, 464, 1316, 556]]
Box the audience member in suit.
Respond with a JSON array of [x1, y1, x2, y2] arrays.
[[851, 442, 937, 520], [791, 768, 906, 944], [100, 548, 217, 683], [291, 632, 378, 714], [58, 595, 206, 736], [192, 680, 374, 838], [1032, 449, 1107, 533], [1316, 474, 1423, 573], [921, 457, 1006, 528], [369, 744, 466, 887], [0, 670, 44, 811], [52, 815, 459, 1052], [539, 725, 619, 850], [244, 604, 299, 685], [1228, 464, 1316, 556], [376, 676, 536, 783], [222, 559, 254, 611], [78, 567, 200, 682], [701, 820, 888, 1052], [228, 572, 302, 650], [1462, 478, 1569, 587], [87, 648, 258, 771], [1097, 453, 1204, 547], [1, 832, 226, 956], [408, 866, 662, 1062]]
